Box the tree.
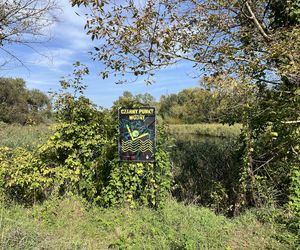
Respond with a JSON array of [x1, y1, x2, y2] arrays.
[[158, 85, 244, 124], [72, 0, 300, 211], [0, 77, 51, 124], [111, 91, 155, 117], [72, 0, 299, 86], [0, 0, 58, 68]]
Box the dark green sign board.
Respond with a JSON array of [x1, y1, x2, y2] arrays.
[[118, 107, 156, 162]]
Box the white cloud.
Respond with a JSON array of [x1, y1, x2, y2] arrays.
[[20, 0, 94, 72], [27, 47, 75, 72], [52, 0, 93, 51]]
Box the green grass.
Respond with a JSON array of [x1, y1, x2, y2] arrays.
[[0, 122, 51, 150], [167, 123, 242, 138], [0, 123, 297, 249], [0, 196, 296, 249]]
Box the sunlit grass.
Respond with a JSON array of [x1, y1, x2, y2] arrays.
[[0, 122, 51, 151], [0, 196, 296, 249], [168, 123, 242, 138]]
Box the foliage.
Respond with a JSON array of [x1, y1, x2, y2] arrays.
[[0, 147, 45, 204], [100, 127, 171, 208], [37, 106, 116, 203], [0, 0, 58, 68], [70, 0, 300, 213], [159, 86, 244, 124], [0, 196, 297, 249], [0, 63, 171, 208], [71, 0, 299, 85], [288, 165, 300, 236], [234, 82, 300, 211], [0, 77, 51, 124]]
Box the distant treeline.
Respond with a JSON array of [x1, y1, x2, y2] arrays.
[[113, 89, 243, 124], [0, 78, 51, 124], [1, 77, 242, 125], [158, 88, 242, 124]]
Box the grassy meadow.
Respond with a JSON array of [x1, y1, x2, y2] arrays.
[[167, 123, 242, 138], [0, 196, 296, 249], [0, 122, 51, 151], [0, 123, 298, 249]]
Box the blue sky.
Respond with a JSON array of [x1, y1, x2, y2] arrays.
[[0, 0, 200, 108]]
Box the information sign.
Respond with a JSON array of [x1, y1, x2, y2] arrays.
[[118, 107, 156, 162]]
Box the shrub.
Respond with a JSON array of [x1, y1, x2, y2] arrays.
[[100, 129, 171, 208], [0, 63, 172, 207], [0, 102, 171, 207]]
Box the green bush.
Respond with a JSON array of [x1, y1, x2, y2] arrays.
[[100, 135, 171, 208], [0, 64, 172, 207], [0, 147, 46, 204], [0, 100, 171, 207]]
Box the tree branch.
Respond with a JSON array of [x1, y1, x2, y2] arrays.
[[244, 1, 272, 42]]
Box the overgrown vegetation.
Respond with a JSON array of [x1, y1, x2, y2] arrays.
[[170, 136, 240, 214], [0, 196, 298, 249], [0, 64, 171, 208], [0, 0, 299, 247], [0, 61, 298, 247], [0, 123, 50, 151], [72, 0, 300, 227]]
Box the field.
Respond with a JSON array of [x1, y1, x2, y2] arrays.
[[0, 124, 298, 249]]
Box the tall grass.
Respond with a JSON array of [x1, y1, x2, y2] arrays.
[[168, 123, 242, 138], [0, 122, 51, 151], [0, 196, 297, 249], [167, 123, 242, 212], [170, 136, 240, 213]]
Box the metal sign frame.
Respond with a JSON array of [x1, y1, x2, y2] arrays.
[[118, 107, 156, 162]]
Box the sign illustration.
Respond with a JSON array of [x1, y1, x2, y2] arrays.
[[118, 107, 156, 162]]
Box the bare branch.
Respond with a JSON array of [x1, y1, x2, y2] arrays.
[[0, 0, 59, 69], [244, 1, 272, 42]]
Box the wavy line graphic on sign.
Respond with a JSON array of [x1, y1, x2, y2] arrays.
[[121, 139, 153, 154]]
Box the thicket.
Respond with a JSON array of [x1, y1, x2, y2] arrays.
[[0, 78, 51, 124], [170, 137, 240, 214], [71, 0, 300, 232], [166, 83, 300, 225], [0, 64, 171, 208]]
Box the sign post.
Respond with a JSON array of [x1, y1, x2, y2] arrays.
[[118, 107, 156, 162]]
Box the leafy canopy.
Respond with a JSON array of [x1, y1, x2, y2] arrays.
[[0, 77, 51, 124], [72, 0, 300, 85]]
